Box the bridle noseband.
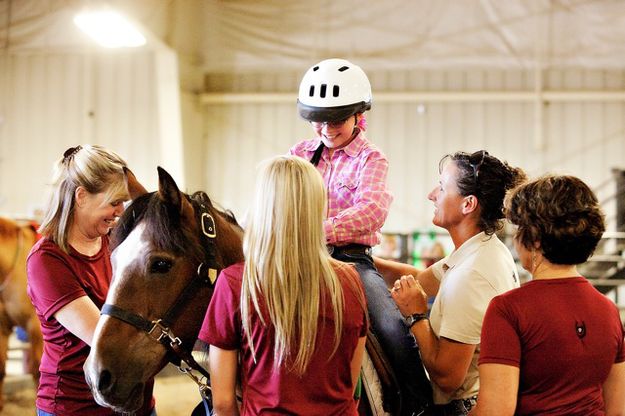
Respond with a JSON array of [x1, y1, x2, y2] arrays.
[[100, 202, 220, 391]]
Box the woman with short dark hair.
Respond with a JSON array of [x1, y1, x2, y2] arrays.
[[472, 175, 625, 415]]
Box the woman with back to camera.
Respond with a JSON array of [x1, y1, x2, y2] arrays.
[[471, 175, 625, 416], [27, 145, 155, 416], [377, 150, 526, 415], [199, 155, 369, 415]]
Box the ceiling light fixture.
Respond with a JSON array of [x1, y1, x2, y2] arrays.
[[73, 10, 146, 48]]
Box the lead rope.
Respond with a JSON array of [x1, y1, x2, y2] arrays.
[[177, 363, 212, 414]]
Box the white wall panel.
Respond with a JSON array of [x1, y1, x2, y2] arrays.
[[181, 91, 205, 195], [0, 54, 89, 217], [0, 49, 182, 218], [201, 68, 625, 235], [91, 52, 161, 184], [201, 101, 308, 223]]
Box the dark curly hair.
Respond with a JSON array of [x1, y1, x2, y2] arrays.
[[506, 175, 605, 265], [440, 150, 526, 235]]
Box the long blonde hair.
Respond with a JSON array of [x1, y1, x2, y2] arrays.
[[39, 144, 129, 252], [241, 155, 344, 375]]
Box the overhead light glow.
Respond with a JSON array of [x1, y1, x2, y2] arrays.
[[74, 10, 146, 48]]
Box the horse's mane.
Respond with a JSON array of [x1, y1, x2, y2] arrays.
[[111, 191, 241, 262]]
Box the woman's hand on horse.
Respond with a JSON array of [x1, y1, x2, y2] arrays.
[[390, 275, 428, 317]]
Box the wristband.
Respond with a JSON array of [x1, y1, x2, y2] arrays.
[[403, 312, 428, 329]]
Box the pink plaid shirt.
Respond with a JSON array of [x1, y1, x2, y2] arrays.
[[289, 132, 393, 247]]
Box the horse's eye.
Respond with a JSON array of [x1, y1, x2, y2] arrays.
[[150, 259, 172, 274]]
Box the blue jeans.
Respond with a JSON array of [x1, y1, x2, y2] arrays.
[[332, 251, 433, 415]]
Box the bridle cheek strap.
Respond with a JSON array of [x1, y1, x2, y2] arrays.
[[100, 263, 218, 380], [100, 263, 217, 335], [100, 204, 220, 387], [101, 305, 211, 381]]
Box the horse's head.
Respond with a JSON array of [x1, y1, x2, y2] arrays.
[[84, 167, 243, 412]]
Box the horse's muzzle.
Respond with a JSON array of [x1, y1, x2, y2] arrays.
[[84, 357, 146, 412]]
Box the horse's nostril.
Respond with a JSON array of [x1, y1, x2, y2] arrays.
[[98, 369, 113, 392]]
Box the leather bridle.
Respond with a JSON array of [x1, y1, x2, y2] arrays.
[[100, 202, 220, 392]]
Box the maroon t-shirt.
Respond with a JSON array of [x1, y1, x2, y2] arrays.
[[199, 261, 368, 415], [27, 236, 154, 415], [480, 277, 625, 416]]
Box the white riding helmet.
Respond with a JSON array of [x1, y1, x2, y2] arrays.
[[297, 58, 372, 122]]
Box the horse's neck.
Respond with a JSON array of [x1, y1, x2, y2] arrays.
[[0, 245, 12, 277], [0, 226, 33, 294], [19, 227, 37, 260], [0, 227, 20, 275], [218, 222, 244, 268]]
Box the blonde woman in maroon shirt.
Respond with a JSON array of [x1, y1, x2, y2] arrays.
[[200, 155, 368, 415], [27, 145, 155, 416]]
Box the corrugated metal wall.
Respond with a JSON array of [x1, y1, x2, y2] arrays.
[[0, 49, 183, 218], [1, 61, 623, 234], [201, 68, 625, 233]]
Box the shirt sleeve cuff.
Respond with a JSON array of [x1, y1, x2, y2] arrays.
[[324, 219, 336, 244], [430, 257, 447, 281]]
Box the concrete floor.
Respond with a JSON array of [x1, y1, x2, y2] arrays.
[[3, 373, 201, 415], [2, 335, 203, 415]]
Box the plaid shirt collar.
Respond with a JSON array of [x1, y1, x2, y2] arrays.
[[303, 131, 366, 158]]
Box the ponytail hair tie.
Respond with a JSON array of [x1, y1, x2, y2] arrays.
[[63, 145, 82, 164]]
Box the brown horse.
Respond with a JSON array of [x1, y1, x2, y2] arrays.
[[85, 167, 403, 415], [0, 217, 43, 411], [84, 167, 244, 412]]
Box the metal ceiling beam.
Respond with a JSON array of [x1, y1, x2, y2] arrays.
[[200, 91, 625, 104]]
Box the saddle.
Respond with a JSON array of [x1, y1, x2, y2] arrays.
[[365, 329, 402, 415]]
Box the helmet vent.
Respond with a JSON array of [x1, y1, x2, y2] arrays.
[[313, 66, 319, 71], [338, 66, 349, 72], [320, 84, 327, 98], [308, 85, 315, 97], [333, 85, 340, 97]]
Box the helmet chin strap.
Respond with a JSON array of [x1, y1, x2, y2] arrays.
[[310, 142, 325, 167]]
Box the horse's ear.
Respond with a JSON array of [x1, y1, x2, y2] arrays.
[[157, 167, 194, 220], [124, 167, 148, 200]]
